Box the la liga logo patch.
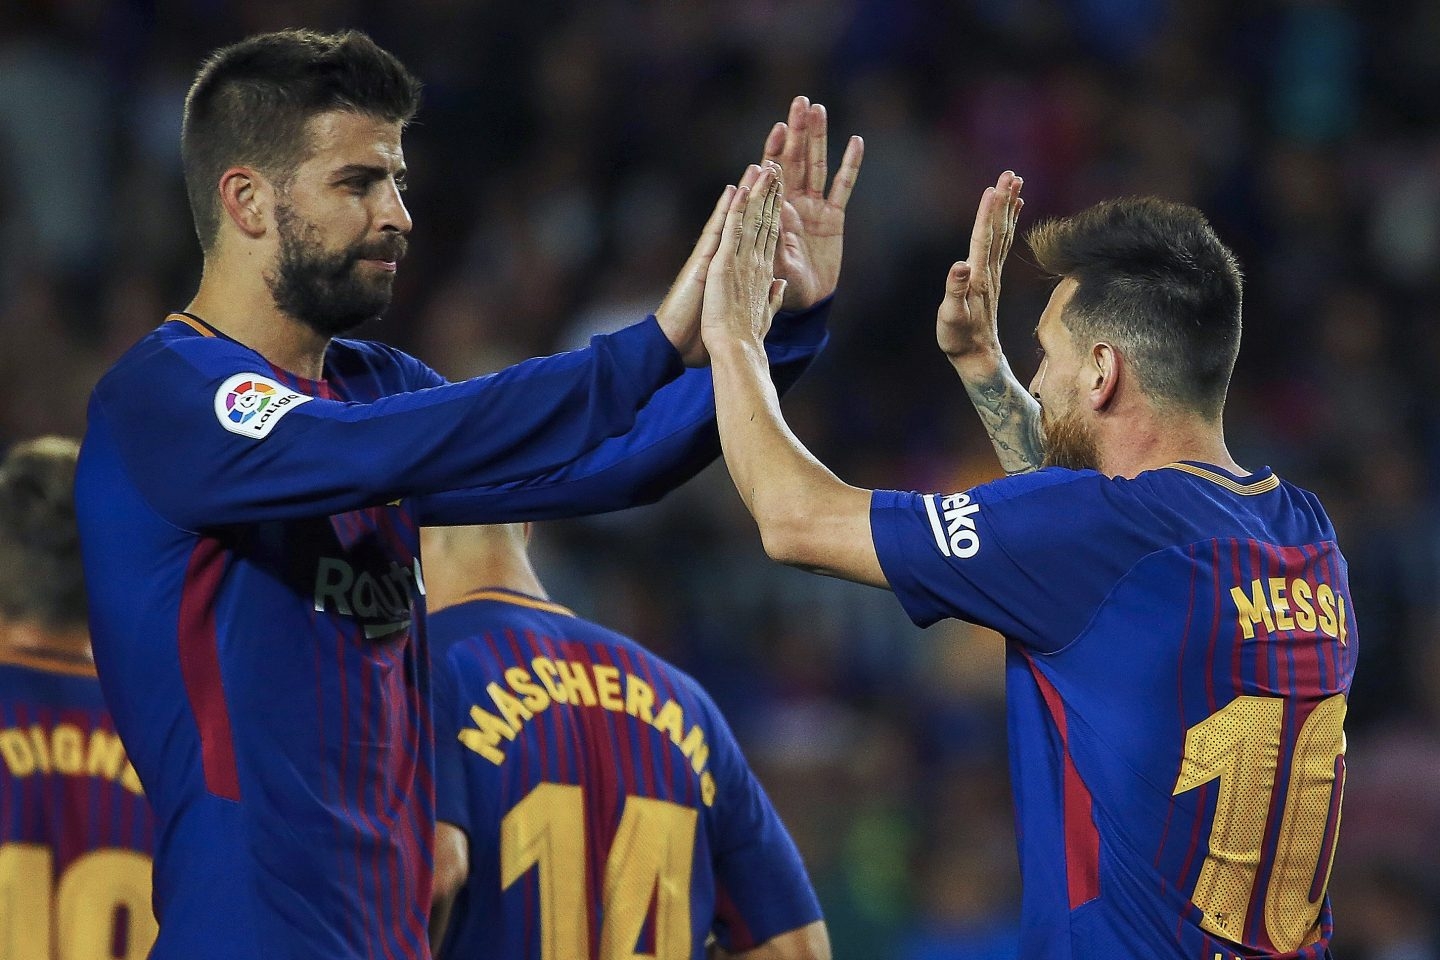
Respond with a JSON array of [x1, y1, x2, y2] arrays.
[[224, 379, 274, 424], [213, 372, 312, 439]]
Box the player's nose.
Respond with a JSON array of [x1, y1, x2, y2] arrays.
[[374, 181, 413, 236]]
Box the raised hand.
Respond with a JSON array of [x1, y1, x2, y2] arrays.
[[763, 96, 863, 311], [937, 171, 1024, 361], [701, 164, 786, 351], [938, 171, 1043, 475], [654, 182, 740, 366]]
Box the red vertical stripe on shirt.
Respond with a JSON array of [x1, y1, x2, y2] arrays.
[[176, 537, 241, 801], [1024, 654, 1100, 909]]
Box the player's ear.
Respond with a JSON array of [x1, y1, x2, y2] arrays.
[[217, 166, 271, 240], [1090, 342, 1119, 411]]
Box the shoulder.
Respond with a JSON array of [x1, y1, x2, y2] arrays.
[[94, 322, 270, 403], [971, 466, 1110, 505], [97, 322, 259, 391], [328, 338, 443, 391]]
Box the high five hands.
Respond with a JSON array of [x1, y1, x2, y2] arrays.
[[656, 97, 863, 364], [700, 164, 787, 352]]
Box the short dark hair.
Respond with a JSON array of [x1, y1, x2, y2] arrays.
[[182, 29, 422, 249], [0, 437, 85, 629], [1026, 197, 1243, 419]]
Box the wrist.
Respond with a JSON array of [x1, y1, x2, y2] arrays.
[[945, 342, 1005, 379], [705, 332, 766, 364]]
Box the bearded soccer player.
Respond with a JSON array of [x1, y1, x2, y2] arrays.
[[701, 170, 1352, 959], [0, 438, 157, 959], [422, 524, 829, 960], [75, 27, 861, 960]]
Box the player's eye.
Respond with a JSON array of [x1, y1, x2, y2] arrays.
[[394, 177, 409, 193]]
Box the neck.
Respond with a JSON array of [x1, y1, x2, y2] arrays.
[[0, 620, 92, 663], [1096, 408, 1242, 480], [188, 256, 330, 381], [424, 549, 550, 615]]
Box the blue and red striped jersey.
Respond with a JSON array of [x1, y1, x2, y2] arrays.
[[871, 462, 1353, 960], [429, 590, 822, 960], [76, 304, 827, 960], [0, 649, 156, 957]]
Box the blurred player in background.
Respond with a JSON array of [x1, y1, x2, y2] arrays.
[[0, 437, 156, 959], [423, 523, 830, 960], [700, 170, 1352, 958], [75, 25, 859, 960]]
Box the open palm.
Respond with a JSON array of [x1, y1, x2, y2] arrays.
[[764, 97, 863, 311]]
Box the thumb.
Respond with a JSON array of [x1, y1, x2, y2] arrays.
[[946, 261, 971, 297], [768, 279, 787, 316]]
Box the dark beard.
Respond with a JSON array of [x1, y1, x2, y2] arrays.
[[267, 203, 407, 338], [1040, 402, 1101, 471]]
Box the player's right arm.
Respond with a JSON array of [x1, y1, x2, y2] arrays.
[[87, 319, 685, 530], [429, 821, 468, 954], [937, 172, 1044, 475]]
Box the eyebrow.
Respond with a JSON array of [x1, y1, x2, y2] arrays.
[[332, 164, 406, 181]]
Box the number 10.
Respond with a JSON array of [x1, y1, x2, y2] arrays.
[[1173, 694, 1346, 952]]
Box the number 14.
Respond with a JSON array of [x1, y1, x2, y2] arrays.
[[502, 783, 699, 960]]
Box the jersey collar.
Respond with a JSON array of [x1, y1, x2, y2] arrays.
[[459, 588, 576, 618], [1161, 461, 1280, 495]]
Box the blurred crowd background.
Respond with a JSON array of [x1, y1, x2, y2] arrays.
[[4, 0, 1439, 956]]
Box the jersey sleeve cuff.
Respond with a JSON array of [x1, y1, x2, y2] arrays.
[[609, 316, 687, 389], [763, 295, 833, 360]]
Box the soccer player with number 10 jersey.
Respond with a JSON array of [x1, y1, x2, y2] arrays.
[[701, 166, 1353, 958]]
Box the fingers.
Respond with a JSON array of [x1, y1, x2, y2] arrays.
[[742, 165, 782, 257], [691, 184, 737, 263], [828, 135, 864, 210], [806, 103, 828, 196], [783, 96, 808, 187], [718, 184, 751, 262], [968, 185, 998, 270], [738, 163, 764, 192], [760, 166, 784, 261], [763, 122, 786, 167], [991, 172, 1023, 274]]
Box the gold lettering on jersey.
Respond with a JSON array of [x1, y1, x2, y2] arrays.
[[1230, 576, 1348, 642], [0, 724, 143, 795], [457, 658, 716, 805]]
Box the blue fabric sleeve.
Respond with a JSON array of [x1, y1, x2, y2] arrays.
[[93, 318, 682, 531], [703, 687, 822, 951], [870, 469, 1162, 652], [413, 299, 832, 524]]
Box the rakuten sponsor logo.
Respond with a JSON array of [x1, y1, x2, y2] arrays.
[[313, 556, 425, 638]]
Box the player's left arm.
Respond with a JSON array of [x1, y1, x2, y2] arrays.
[[429, 820, 468, 954], [702, 167, 886, 588], [412, 300, 829, 524], [416, 102, 860, 526]]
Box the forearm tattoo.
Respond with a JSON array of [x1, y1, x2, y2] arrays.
[[963, 365, 1045, 474]]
